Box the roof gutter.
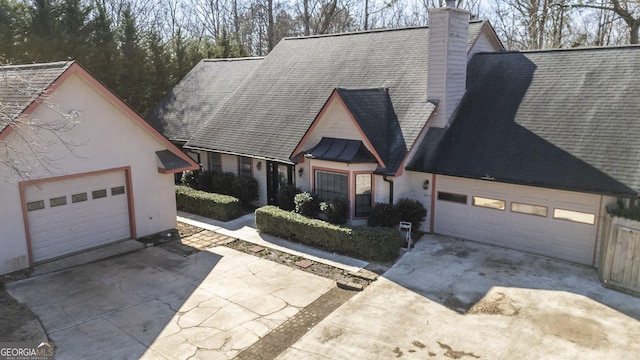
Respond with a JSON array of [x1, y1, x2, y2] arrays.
[[383, 175, 394, 204]]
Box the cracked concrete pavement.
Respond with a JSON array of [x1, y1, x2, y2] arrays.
[[6, 245, 334, 359], [278, 234, 640, 360]]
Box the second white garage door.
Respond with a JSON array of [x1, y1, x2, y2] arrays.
[[434, 175, 601, 266], [24, 170, 131, 263]]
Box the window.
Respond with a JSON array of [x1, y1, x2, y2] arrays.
[[50, 196, 67, 207], [238, 156, 252, 177], [472, 196, 506, 210], [92, 189, 107, 199], [553, 208, 595, 225], [315, 170, 348, 202], [438, 192, 467, 204], [72, 193, 88, 203], [111, 186, 125, 196], [355, 173, 372, 217], [27, 200, 45, 212], [511, 202, 548, 217], [208, 152, 221, 173]]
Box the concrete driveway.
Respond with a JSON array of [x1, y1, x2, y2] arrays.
[[6, 246, 333, 359], [279, 234, 640, 360]]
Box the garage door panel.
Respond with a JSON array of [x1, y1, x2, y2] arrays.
[[25, 171, 131, 263], [435, 175, 599, 266]]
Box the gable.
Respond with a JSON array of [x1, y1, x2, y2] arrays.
[[1, 63, 197, 179]]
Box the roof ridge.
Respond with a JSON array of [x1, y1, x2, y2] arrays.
[[477, 44, 640, 56], [0, 61, 74, 71], [202, 57, 264, 63]]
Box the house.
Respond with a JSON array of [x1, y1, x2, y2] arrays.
[[0, 61, 198, 275], [147, 3, 640, 268]]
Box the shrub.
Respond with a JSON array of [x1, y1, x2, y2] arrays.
[[232, 176, 259, 206], [395, 198, 427, 232], [197, 170, 215, 192], [609, 204, 640, 221], [276, 185, 302, 211], [175, 185, 243, 221], [368, 202, 400, 228], [210, 172, 235, 195], [294, 192, 320, 217], [255, 206, 401, 261], [181, 169, 201, 188], [321, 198, 349, 225]]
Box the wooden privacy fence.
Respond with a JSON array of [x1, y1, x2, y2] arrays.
[[599, 215, 640, 297]]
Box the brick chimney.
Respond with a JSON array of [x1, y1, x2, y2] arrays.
[[427, 2, 470, 128]]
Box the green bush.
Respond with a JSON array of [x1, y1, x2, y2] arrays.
[[255, 206, 401, 261], [210, 172, 235, 195], [368, 202, 400, 228], [175, 185, 243, 221], [181, 169, 201, 188], [197, 170, 215, 191], [321, 198, 349, 225], [232, 176, 259, 205], [395, 198, 427, 232], [276, 185, 302, 211], [367, 199, 427, 232], [294, 192, 320, 217], [609, 204, 640, 221]]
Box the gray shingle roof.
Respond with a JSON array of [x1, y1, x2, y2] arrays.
[[183, 22, 486, 163], [146, 58, 264, 142], [408, 46, 640, 196], [0, 61, 72, 132], [306, 137, 377, 163]]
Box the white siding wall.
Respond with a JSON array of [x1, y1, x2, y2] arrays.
[[298, 97, 368, 152], [0, 74, 177, 274], [427, 7, 470, 128], [254, 159, 268, 205], [295, 161, 311, 192], [468, 26, 503, 60], [394, 171, 433, 232]]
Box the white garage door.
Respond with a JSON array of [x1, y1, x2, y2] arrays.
[[25, 171, 131, 263], [434, 175, 601, 265]]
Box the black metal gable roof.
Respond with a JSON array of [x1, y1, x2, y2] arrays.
[[408, 46, 640, 196]]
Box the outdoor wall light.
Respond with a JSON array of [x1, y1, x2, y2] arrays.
[[422, 179, 430, 190], [256, 161, 262, 171], [298, 167, 304, 178]]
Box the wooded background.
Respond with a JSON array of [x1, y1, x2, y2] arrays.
[[1, 0, 638, 116]]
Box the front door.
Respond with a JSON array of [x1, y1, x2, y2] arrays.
[[266, 161, 294, 205]]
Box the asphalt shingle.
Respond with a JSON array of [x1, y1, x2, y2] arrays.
[[408, 46, 640, 196], [182, 22, 486, 163], [0, 61, 72, 132]]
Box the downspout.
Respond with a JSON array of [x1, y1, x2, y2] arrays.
[[383, 175, 394, 204]]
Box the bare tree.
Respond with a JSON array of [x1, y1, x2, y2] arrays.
[[569, 0, 640, 44], [0, 68, 83, 180]]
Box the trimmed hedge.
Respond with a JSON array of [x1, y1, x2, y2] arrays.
[[176, 185, 243, 221], [255, 206, 401, 261]]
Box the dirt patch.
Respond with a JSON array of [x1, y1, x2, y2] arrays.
[[437, 342, 480, 359], [0, 287, 46, 341], [533, 313, 607, 349], [226, 239, 374, 287], [468, 292, 520, 316]]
